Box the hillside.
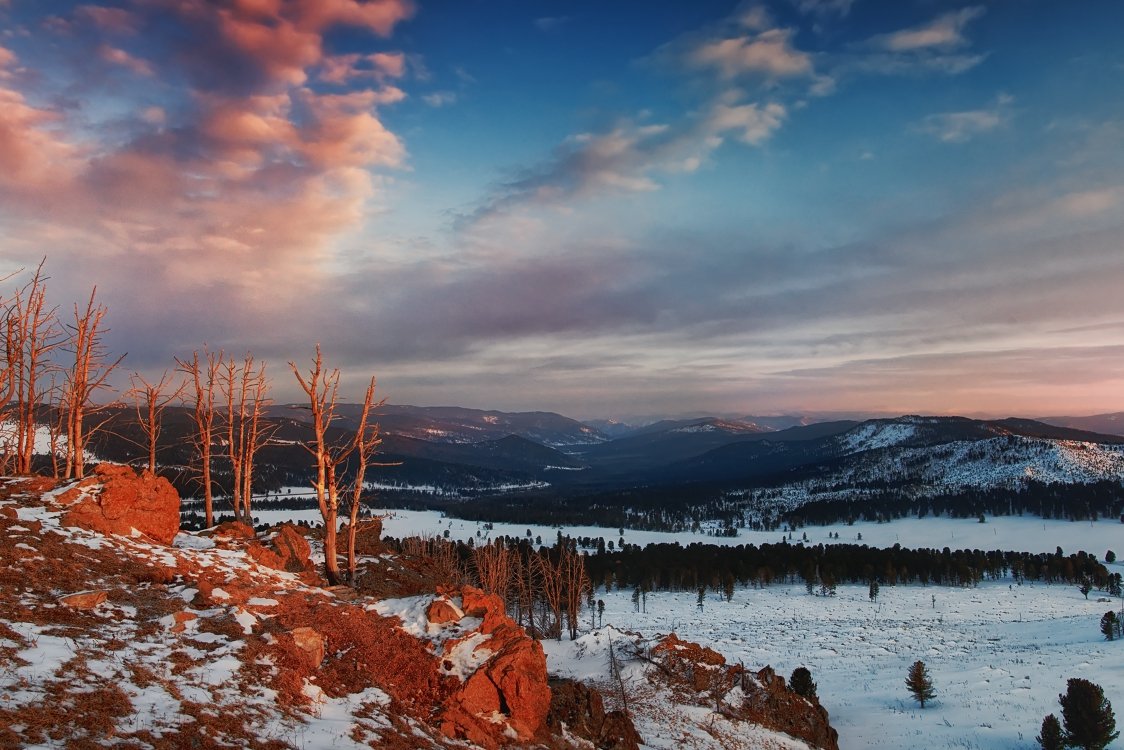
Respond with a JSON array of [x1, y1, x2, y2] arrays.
[[0, 468, 836, 750]]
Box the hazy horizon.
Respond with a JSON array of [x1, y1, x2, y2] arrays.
[[2, 1, 1122, 417]]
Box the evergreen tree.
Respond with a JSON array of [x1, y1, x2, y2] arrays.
[[1080, 577, 1093, 600], [696, 584, 706, 611], [790, 667, 817, 700], [1036, 713, 1063, 750], [1101, 611, 1119, 641], [868, 580, 880, 602], [1059, 678, 1118, 750], [906, 660, 936, 708]]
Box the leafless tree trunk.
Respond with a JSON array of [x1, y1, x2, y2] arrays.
[[128, 370, 184, 474], [176, 349, 221, 526], [532, 552, 564, 639], [62, 288, 124, 479], [5, 262, 60, 475], [561, 543, 590, 640], [473, 539, 513, 605], [218, 354, 271, 524], [290, 345, 343, 584], [344, 376, 386, 581]]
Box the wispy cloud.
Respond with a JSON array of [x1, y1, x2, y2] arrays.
[[918, 93, 1012, 142], [871, 7, 985, 52], [422, 90, 457, 107]]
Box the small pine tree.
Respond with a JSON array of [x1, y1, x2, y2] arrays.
[[790, 667, 817, 700], [1106, 549, 1116, 563], [1059, 677, 1118, 750], [1101, 611, 1118, 641], [696, 585, 706, 611], [1037, 713, 1063, 750], [906, 660, 936, 708], [1080, 577, 1093, 600], [869, 580, 880, 602]]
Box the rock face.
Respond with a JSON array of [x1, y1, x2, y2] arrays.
[[58, 463, 180, 545], [547, 677, 642, 750], [246, 524, 313, 574], [648, 634, 839, 750], [435, 586, 552, 749], [738, 666, 840, 750]]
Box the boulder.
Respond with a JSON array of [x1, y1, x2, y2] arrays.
[[291, 626, 325, 668], [59, 463, 179, 544], [426, 597, 462, 625], [547, 677, 641, 750], [246, 524, 313, 574], [59, 590, 108, 609], [212, 521, 255, 539], [272, 524, 312, 573], [438, 586, 552, 747]]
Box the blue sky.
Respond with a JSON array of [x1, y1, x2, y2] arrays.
[[1, 0, 1123, 419]]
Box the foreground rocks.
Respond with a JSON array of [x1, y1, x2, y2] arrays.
[[649, 633, 840, 750], [57, 463, 179, 544]]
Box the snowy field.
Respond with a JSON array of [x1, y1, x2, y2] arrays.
[[245, 497, 1123, 559], [242, 499, 1124, 748], [587, 580, 1124, 750]]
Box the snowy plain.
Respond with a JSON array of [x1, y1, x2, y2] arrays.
[[245, 499, 1124, 749]]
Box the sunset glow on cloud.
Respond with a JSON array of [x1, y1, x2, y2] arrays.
[[1, 0, 1122, 418]]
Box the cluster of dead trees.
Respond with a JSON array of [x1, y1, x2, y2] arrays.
[[408, 535, 591, 640], [2, 261, 387, 586]]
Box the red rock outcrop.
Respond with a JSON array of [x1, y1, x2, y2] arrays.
[[648, 634, 839, 750], [58, 463, 180, 544], [547, 677, 642, 750], [737, 666, 839, 750], [211, 520, 255, 539], [246, 523, 314, 574], [434, 586, 552, 748]]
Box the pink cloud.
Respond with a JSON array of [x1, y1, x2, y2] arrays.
[[0, 0, 415, 353], [98, 44, 154, 76]]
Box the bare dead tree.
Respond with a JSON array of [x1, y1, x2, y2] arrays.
[[128, 370, 185, 474], [290, 345, 345, 584], [236, 356, 272, 523], [218, 353, 272, 524], [561, 543, 591, 640], [62, 288, 124, 478], [176, 348, 222, 526], [472, 539, 513, 604], [512, 551, 540, 638], [5, 262, 61, 475], [532, 551, 565, 639], [343, 376, 387, 582]]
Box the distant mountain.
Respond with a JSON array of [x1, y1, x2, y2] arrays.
[[574, 417, 772, 476], [1037, 412, 1124, 438], [269, 403, 607, 447], [738, 415, 815, 431], [671, 415, 1124, 512], [581, 418, 638, 438]]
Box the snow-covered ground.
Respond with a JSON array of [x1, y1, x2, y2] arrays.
[[587, 580, 1124, 750], [238, 501, 1124, 749]]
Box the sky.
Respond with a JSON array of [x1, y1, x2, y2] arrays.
[[1, 0, 1123, 421]]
